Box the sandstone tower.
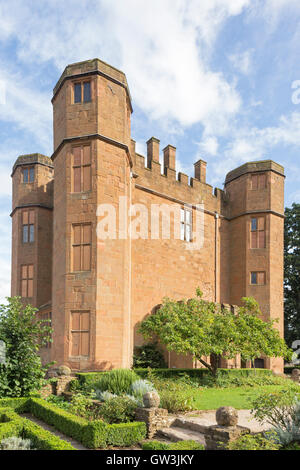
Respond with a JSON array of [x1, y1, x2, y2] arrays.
[[11, 59, 285, 372]]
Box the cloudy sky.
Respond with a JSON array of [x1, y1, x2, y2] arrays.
[[0, 0, 300, 302]]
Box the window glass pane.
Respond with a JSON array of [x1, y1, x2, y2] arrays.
[[180, 224, 185, 241], [251, 218, 257, 231], [30, 225, 34, 242], [83, 82, 91, 102], [29, 167, 34, 182], [71, 312, 81, 331], [73, 225, 81, 244], [186, 225, 191, 242], [74, 83, 82, 103], [251, 272, 257, 285], [180, 209, 185, 223], [186, 210, 191, 224], [21, 265, 28, 279], [259, 174, 266, 189], [23, 226, 28, 243], [23, 169, 29, 183]]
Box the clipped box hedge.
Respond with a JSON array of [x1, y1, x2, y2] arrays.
[[0, 397, 146, 449], [0, 407, 75, 450], [142, 440, 204, 450]]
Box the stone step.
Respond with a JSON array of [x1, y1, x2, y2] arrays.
[[157, 427, 206, 446], [172, 417, 209, 434]]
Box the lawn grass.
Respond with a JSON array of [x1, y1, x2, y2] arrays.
[[188, 384, 298, 410]]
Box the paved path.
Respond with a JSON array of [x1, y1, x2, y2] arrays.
[[179, 410, 271, 433], [21, 413, 87, 450]]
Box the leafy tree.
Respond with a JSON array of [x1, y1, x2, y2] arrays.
[[0, 297, 52, 397], [139, 289, 291, 376], [284, 203, 300, 347]]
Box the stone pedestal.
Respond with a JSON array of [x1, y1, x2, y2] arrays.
[[135, 407, 169, 439], [205, 424, 250, 450]]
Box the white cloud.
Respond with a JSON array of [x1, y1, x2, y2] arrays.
[[0, 0, 251, 132], [204, 112, 300, 184], [196, 136, 219, 157], [229, 49, 254, 75]]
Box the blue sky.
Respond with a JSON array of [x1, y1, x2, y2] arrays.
[[0, 0, 300, 302]]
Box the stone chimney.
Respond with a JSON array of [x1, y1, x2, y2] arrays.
[[194, 160, 207, 183]]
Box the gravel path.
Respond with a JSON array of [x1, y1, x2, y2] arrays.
[[21, 413, 87, 450]]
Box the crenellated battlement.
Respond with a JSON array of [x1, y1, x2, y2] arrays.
[[132, 137, 225, 216]]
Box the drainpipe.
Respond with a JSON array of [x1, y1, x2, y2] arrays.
[[215, 212, 219, 303]]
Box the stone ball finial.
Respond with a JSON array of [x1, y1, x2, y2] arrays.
[[143, 391, 160, 409], [292, 369, 300, 381], [57, 365, 71, 376], [216, 407, 238, 427]]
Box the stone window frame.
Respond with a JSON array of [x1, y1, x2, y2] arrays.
[[73, 80, 92, 104], [22, 209, 35, 244], [22, 166, 35, 184], [250, 216, 265, 249], [71, 223, 92, 272], [20, 264, 34, 298], [250, 271, 266, 286], [180, 207, 192, 242], [71, 145, 92, 193], [70, 311, 90, 358]]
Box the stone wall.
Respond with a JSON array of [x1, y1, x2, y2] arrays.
[[135, 407, 169, 439]]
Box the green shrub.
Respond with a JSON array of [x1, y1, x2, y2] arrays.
[[169, 440, 204, 450], [45, 395, 72, 412], [106, 422, 146, 447], [159, 390, 194, 413], [0, 297, 52, 397], [142, 440, 169, 450], [227, 433, 280, 450], [142, 440, 204, 450], [99, 396, 137, 424], [93, 369, 140, 395], [133, 343, 167, 369]]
